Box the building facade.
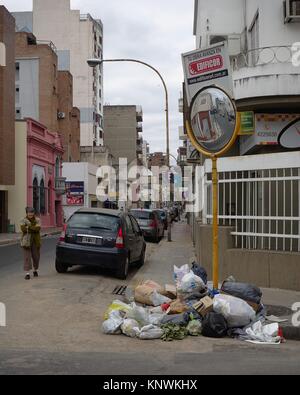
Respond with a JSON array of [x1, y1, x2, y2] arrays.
[[104, 105, 144, 167], [8, 119, 65, 230], [15, 31, 59, 132], [193, 0, 300, 155], [57, 71, 80, 162], [13, 0, 104, 147], [0, 6, 15, 233], [148, 152, 168, 168], [62, 162, 101, 221]]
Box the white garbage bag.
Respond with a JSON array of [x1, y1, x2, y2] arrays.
[[213, 294, 256, 328], [177, 271, 206, 294], [137, 325, 164, 340], [150, 290, 172, 307], [174, 264, 190, 285], [148, 313, 166, 326], [126, 303, 150, 326], [121, 319, 140, 338], [102, 310, 124, 335], [245, 321, 281, 344]]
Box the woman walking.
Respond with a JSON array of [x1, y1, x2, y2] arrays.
[[20, 207, 42, 280]]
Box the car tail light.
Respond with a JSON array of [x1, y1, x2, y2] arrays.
[[59, 224, 67, 242], [115, 227, 125, 249], [150, 219, 158, 228]]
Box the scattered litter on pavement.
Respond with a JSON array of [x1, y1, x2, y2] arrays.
[[245, 321, 282, 345], [161, 324, 189, 341], [187, 319, 202, 336], [266, 315, 289, 323], [101, 263, 285, 345]]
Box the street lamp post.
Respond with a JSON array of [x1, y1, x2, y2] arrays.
[[87, 58, 170, 167]]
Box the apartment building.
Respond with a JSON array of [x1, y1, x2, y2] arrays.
[[148, 152, 169, 168], [0, 6, 15, 233], [15, 31, 80, 162], [193, 0, 300, 155], [103, 106, 144, 167], [13, 0, 104, 148]]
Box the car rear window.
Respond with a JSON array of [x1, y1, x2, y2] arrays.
[[157, 211, 166, 218], [68, 213, 120, 232], [131, 211, 154, 220]]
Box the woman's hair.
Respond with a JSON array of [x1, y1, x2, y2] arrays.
[[26, 207, 35, 214]]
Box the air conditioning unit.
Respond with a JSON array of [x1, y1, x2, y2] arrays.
[[57, 112, 66, 120], [284, 0, 300, 23]]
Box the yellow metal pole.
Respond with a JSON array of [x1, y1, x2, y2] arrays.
[[212, 155, 219, 291]]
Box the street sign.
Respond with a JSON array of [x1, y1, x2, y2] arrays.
[[66, 181, 84, 205], [239, 112, 255, 135], [182, 42, 233, 105], [278, 118, 300, 149]]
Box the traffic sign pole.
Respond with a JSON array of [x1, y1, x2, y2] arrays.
[[212, 155, 219, 291]]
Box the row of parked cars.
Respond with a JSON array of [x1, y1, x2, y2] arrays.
[[55, 208, 170, 280]]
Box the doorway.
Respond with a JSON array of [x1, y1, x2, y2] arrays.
[[0, 191, 8, 233]]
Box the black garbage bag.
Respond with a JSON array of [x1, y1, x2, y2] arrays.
[[202, 313, 228, 338], [161, 313, 190, 326], [221, 281, 262, 305], [191, 262, 208, 285]]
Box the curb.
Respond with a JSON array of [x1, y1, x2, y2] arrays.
[[0, 230, 61, 247], [282, 324, 300, 341]]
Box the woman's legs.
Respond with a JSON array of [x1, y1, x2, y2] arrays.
[[23, 248, 32, 272], [31, 243, 40, 272]]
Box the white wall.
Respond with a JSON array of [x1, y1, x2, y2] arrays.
[[62, 162, 99, 219], [246, 0, 300, 48], [194, 0, 300, 100], [195, 0, 245, 48]]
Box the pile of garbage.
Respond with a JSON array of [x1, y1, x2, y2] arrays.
[[102, 263, 284, 344]]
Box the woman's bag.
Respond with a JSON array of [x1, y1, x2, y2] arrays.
[[20, 222, 31, 249]]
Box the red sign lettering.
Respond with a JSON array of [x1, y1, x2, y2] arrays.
[[189, 55, 223, 76]]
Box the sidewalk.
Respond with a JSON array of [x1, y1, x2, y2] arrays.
[[0, 227, 62, 247], [132, 221, 300, 340]]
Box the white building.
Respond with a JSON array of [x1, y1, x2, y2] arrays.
[[193, 0, 300, 154], [62, 162, 101, 220], [13, 0, 104, 148]]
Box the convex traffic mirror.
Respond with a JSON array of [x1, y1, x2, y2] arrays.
[[188, 86, 239, 157]]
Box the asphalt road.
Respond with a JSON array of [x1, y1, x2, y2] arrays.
[[1, 233, 300, 375]]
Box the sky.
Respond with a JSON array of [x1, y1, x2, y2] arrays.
[[2, 0, 195, 157]]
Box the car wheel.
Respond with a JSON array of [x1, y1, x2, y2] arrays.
[[154, 233, 160, 243], [116, 256, 129, 280], [55, 260, 69, 274], [137, 246, 146, 268]]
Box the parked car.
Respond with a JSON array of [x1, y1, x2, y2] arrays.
[[130, 209, 164, 243], [156, 209, 168, 230], [56, 208, 146, 280]]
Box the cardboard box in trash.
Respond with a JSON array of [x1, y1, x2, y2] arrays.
[[193, 296, 214, 317], [164, 284, 177, 300]]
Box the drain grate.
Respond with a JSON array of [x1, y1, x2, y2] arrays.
[[112, 285, 128, 296]]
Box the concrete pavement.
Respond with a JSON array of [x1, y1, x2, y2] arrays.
[[0, 222, 300, 374]]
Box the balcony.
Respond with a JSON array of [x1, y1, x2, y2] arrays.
[[231, 46, 300, 110], [136, 106, 143, 122], [179, 126, 187, 141], [55, 177, 66, 195], [137, 122, 143, 134]]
